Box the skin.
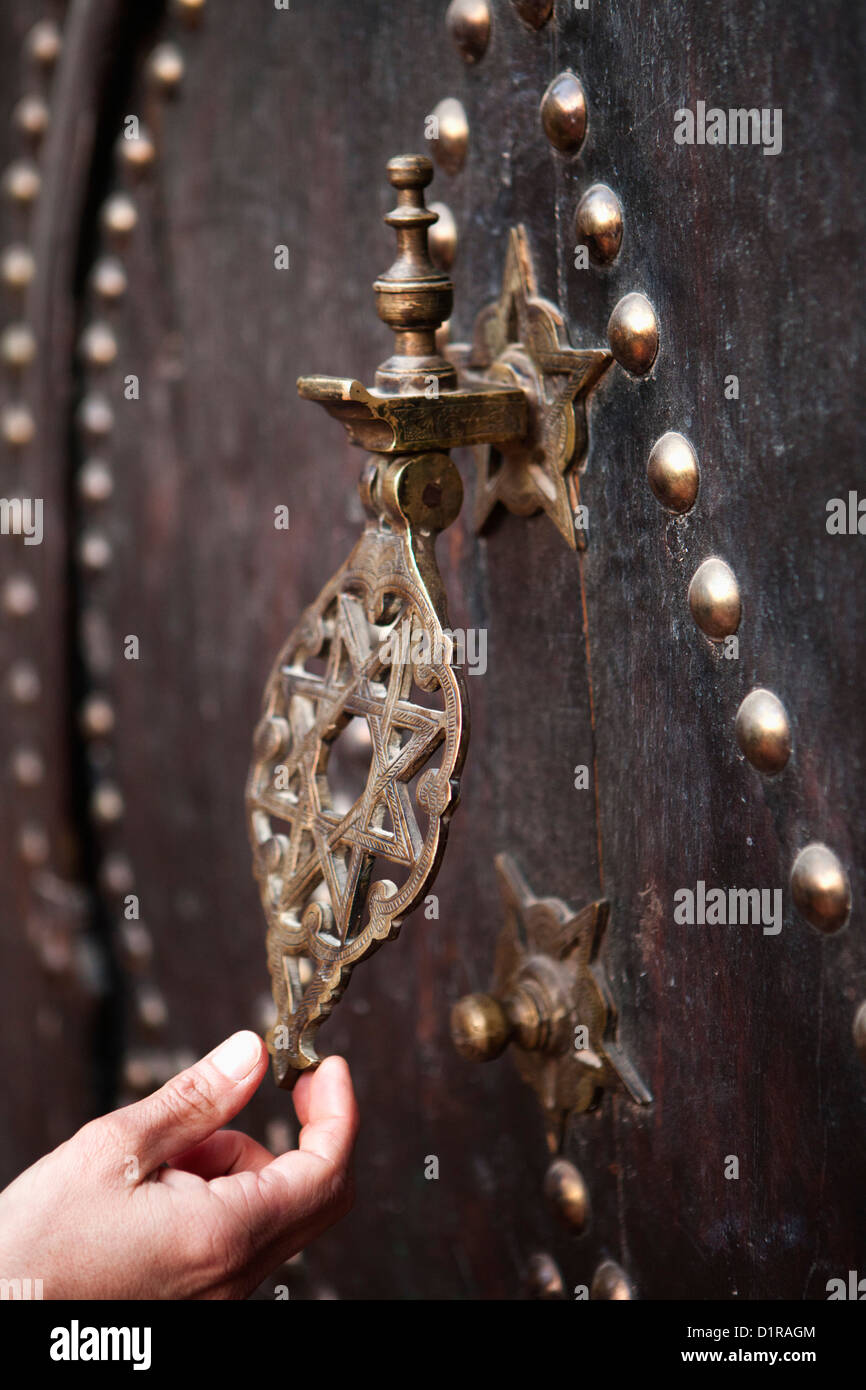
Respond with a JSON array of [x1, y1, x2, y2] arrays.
[[0, 1032, 358, 1299]]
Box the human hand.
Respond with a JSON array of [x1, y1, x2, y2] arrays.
[[0, 1031, 358, 1299]]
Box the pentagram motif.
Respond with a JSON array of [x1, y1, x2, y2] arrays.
[[491, 854, 651, 1148], [469, 226, 612, 549], [247, 520, 467, 1086]]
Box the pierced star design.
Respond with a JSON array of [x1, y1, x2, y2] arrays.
[[492, 853, 651, 1149], [470, 225, 612, 549], [252, 592, 448, 948]]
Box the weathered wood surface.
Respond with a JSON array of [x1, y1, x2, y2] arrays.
[[0, 0, 863, 1299]]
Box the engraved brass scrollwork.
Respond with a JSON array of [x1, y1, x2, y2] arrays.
[[248, 152, 618, 1087]]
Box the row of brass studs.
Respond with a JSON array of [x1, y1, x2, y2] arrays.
[[73, 19, 201, 1075], [1, 17, 62, 907]]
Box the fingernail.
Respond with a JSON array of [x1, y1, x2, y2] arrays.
[[211, 1031, 262, 1080]]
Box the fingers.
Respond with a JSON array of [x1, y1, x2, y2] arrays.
[[166, 1128, 275, 1180], [101, 1031, 269, 1179], [211, 1057, 358, 1259]]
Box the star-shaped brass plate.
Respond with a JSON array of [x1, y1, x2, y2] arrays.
[[491, 854, 651, 1149], [465, 225, 612, 549]]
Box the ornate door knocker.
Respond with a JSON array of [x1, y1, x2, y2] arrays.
[[247, 153, 618, 1088]]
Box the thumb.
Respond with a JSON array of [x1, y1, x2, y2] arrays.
[[115, 1031, 269, 1177]]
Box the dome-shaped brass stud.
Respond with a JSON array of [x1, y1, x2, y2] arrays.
[[79, 321, 117, 367], [173, 0, 207, 24], [101, 193, 138, 239], [91, 256, 127, 302], [101, 852, 135, 897], [575, 183, 623, 265], [1, 245, 36, 290], [13, 95, 49, 143], [430, 98, 469, 176], [80, 694, 115, 739], [19, 821, 49, 867], [78, 459, 114, 504], [8, 660, 40, 704], [11, 746, 45, 788], [607, 292, 659, 376], [543, 1158, 589, 1234], [2, 404, 36, 447], [646, 432, 699, 513], [512, 0, 554, 31], [78, 530, 113, 573], [91, 782, 125, 825], [3, 574, 38, 617], [148, 42, 185, 93], [688, 558, 741, 641], [119, 130, 156, 173], [854, 1002, 866, 1067], [428, 201, 458, 271], [446, 0, 491, 63], [450, 992, 510, 1062], [137, 987, 168, 1031], [2, 160, 41, 207], [526, 1253, 566, 1300], [790, 843, 851, 935], [26, 19, 62, 70], [735, 688, 792, 775], [77, 393, 114, 439], [591, 1260, 633, 1300], [541, 71, 588, 154], [1, 323, 37, 370]]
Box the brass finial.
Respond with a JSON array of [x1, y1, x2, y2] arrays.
[[374, 154, 457, 394]]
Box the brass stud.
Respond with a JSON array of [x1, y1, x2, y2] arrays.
[[101, 193, 138, 239], [3, 574, 38, 617], [101, 852, 135, 897], [78, 530, 113, 573], [735, 688, 792, 776], [7, 660, 40, 704], [2, 160, 41, 207], [77, 393, 114, 439], [430, 98, 469, 176], [10, 746, 44, 788], [148, 42, 185, 93], [1, 323, 37, 369], [688, 558, 741, 641], [526, 1253, 565, 1300], [446, 0, 491, 64], [511, 0, 553, 27], [79, 321, 118, 367], [575, 183, 623, 264], [19, 821, 49, 866], [91, 256, 127, 302], [119, 921, 152, 968], [80, 693, 115, 739], [119, 128, 156, 172], [91, 782, 125, 825], [607, 292, 659, 376], [646, 431, 699, 513], [450, 992, 510, 1062], [2, 403, 36, 446], [173, 0, 207, 25], [853, 1002, 866, 1067], [428, 201, 458, 271], [790, 843, 851, 936], [78, 459, 114, 504], [137, 987, 168, 1031], [543, 1157, 589, 1234], [26, 19, 62, 70], [591, 1260, 633, 1300], [1, 244, 36, 290], [13, 95, 50, 143], [541, 71, 588, 155]]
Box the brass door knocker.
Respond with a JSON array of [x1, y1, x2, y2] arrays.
[[247, 153, 616, 1087]]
